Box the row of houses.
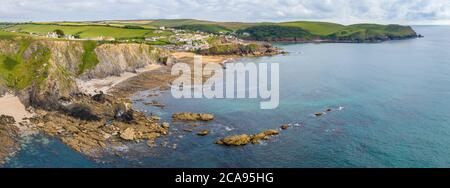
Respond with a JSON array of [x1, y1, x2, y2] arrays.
[[44, 32, 115, 41]]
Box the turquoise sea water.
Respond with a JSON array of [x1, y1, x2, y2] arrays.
[[5, 26, 450, 167]]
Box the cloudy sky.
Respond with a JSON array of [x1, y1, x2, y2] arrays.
[[1, 0, 450, 25]]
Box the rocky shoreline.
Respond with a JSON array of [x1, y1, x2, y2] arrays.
[[0, 37, 320, 164], [0, 115, 20, 165], [0, 39, 285, 163], [27, 93, 170, 157]]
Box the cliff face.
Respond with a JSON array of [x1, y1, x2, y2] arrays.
[[0, 38, 168, 110], [79, 43, 169, 80]]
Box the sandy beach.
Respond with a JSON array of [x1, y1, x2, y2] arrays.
[[170, 52, 236, 65], [0, 93, 34, 133], [76, 64, 162, 95]]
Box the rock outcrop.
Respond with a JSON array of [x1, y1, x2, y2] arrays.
[[172, 113, 215, 122], [215, 129, 279, 146], [30, 94, 169, 157], [79, 44, 169, 80], [197, 130, 210, 136], [215, 134, 252, 146], [280, 124, 289, 130], [0, 115, 20, 165]]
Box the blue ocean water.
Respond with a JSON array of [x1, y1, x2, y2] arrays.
[[5, 26, 450, 168]]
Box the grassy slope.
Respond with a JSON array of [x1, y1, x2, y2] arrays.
[[332, 24, 417, 38], [278, 21, 345, 35], [0, 30, 21, 39], [0, 38, 50, 89], [78, 41, 99, 75]]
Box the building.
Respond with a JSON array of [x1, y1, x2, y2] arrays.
[[46, 32, 59, 38], [65, 35, 76, 40]]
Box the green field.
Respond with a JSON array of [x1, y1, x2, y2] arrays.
[[278, 21, 345, 35], [0, 30, 20, 39], [328, 24, 418, 41], [6, 23, 171, 39], [147, 19, 257, 30], [173, 24, 232, 34]]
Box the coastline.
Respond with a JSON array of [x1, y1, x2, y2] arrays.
[[0, 51, 245, 164], [246, 35, 422, 44], [0, 93, 34, 134], [76, 64, 162, 96]]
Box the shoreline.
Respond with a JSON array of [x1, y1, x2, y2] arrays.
[[0, 93, 34, 134], [76, 64, 162, 96], [245, 35, 422, 44], [1, 47, 295, 164]]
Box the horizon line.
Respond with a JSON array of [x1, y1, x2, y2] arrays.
[[2, 18, 450, 26]]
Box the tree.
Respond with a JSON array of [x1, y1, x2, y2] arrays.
[[53, 29, 65, 38]]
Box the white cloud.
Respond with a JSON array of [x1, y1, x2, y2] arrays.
[[0, 0, 449, 24]]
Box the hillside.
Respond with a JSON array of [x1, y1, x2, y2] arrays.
[[1, 19, 419, 44], [144, 19, 419, 42]]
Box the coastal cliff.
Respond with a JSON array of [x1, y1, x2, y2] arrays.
[[0, 38, 173, 160], [0, 38, 169, 110]]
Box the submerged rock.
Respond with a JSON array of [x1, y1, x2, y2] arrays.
[[143, 100, 166, 108], [280, 124, 289, 130], [172, 113, 215, 122], [197, 130, 210, 136], [314, 112, 325, 117]]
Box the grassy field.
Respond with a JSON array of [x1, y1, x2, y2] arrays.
[[329, 24, 417, 40], [278, 21, 345, 35], [6, 23, 171, 39], [0, 30, 20, 39]]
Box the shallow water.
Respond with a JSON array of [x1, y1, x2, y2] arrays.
[[5, 26, 450, 167]]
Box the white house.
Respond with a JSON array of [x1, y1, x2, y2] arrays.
[[46, 32, 58, 38]]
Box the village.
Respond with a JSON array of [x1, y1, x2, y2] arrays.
[[10, 25, 244, 52]]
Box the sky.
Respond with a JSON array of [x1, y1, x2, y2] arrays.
[[1, 0, 450, 25]]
